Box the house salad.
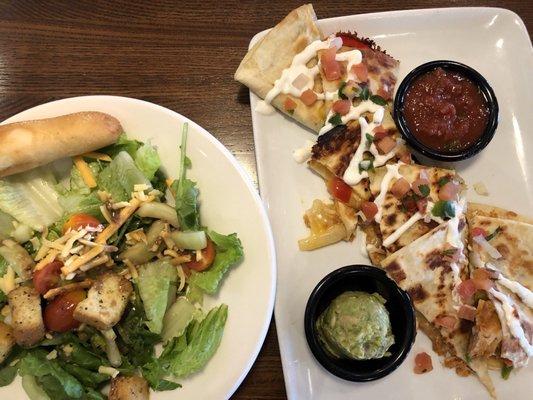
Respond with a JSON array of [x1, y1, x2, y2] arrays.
[[0, 118, 243, 399]]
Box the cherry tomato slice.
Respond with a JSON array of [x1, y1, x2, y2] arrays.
[[33, 261, 63, 295], [327, 177, 352, 203], [186, 239, 216, 272], [62, 213, 102, 234], [44, 290, 86, 333]]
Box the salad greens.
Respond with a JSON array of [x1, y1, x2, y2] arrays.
[[0, 122, 243, 398], [189, 231, 244, 294]]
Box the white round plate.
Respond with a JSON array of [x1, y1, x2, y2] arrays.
[[1, 95, 276, 400]]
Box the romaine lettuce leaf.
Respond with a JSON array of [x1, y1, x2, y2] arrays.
[[137, 260, 177, 334], [115, 288, 160, 367], [0, 211, 14, 240], [19, 350, 84, 399], [0, 170, 63, 231], [99, 133, 141, 158], [58, 192, 103, 220], [98, 151, 150, 202], [135, 143, 161, 181], [167, 304, 227, 377], [142, 304, 227, 386], [188, 231, 243, 294], [161, 297, 197, 342]]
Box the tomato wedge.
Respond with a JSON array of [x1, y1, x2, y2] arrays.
[[471, 227, 487, 238], [327, 177, 352, 203], [63, 213, 102, 234], [44, 290, 86, 332], [337, 34, 370, 50], [186, 239, 216, 272], [361, 201, 378, 221], [33, 261, 63, 295]]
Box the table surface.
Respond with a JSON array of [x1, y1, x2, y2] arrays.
[[0, 1, 530, 398]]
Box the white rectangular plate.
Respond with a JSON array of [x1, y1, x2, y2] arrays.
[[250, 7, 533, 400]]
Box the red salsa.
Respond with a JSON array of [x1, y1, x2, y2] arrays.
[[402, 67, 489, 153]]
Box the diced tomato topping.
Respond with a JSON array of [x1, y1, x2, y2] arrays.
[[283, 97, 297, 111], [63, 213, 102, 235], [439, 181, 460, 201], [45, 290, 86, 332], [412, 178, 430, 197], [33, 261, 63, 295], [472, 269, 494, 291], [376, 136, 397, 154], [361, 201, 378, 221], [372, 125, 389, 141], [416, 198, 428, 214], [414, 352, 433, 374], [292, 73, 309, 90], [473, 275, 494, 291], [391, 178, 411, 199], [471, 227, 487, 238], [472, 269, 490, 281], [332, 99, 351, 115], [337, 34, 370, 50], [377, 86, 392, 101], [435, 315, 458, 330], [327, 177, 352, 203], [185, 239, 216, 272], [457, 279, 477, 302], [300, 89, 318, 106], [320, 47, 341, 81], [503, 358, 513, 367], [458, 305, 477, 321], [351, 63, 368, 82]]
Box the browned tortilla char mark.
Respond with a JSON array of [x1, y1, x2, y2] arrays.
[[425, 249, 451, 271], [407, 284, 428, 302], [384, 261, 406, 283]]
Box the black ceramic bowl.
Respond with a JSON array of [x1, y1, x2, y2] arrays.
[[304, 265, 416, 382], [393, 60, 499, 162]]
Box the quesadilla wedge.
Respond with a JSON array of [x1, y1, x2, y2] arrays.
[[234, 4, 330, 132], [365, 163, 465, 256], [381, 219, 498, 396], [465, 204, 533, 369]]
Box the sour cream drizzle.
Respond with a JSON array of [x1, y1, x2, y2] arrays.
[[292, 140, 315, 164], [490, 288, 533, 357], [374, 163, 403, 223], [320, 100, 383, 135], [497, 275, 533, 309]]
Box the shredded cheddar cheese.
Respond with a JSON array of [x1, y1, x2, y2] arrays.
[[73, 156, 97, 188]]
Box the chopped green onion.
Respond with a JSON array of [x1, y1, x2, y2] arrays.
[[418, 184, 430, 197], [328, 113, 343, 126], [501, 365, 513, 380], [338, 81, 347, 99], [438, 176, 451, 187], [485, 227, 501, 241], [431, 200, 456, 219]]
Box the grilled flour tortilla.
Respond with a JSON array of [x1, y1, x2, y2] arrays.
[[0, 112, 123, 177], [381, 220, 499, 396], [234, 4, 329, 132], [467, 203, 533, 368]]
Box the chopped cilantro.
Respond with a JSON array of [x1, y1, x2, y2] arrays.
[[328, 113, 343, 126], [485, 227, 501, 241], [338, 81, 347, 99], [442, 248, 458, 256], [501, 365, 513, 380], [418, 184, 430, 197], [365, 133, 374, 145], [431, 200, 456, 219], [465, 353, 472, 364], [369, 94, 387, 106], [358, 86, 370, 100], [438, 176, 451, 187]]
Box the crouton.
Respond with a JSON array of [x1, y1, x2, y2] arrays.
[[108, 375, 149, 400], [0, 321, 14, 362], [8, 286, 45, 347], [73, 273, 132, 330]]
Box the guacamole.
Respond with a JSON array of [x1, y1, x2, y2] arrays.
[[316, 291, 395, 360]]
